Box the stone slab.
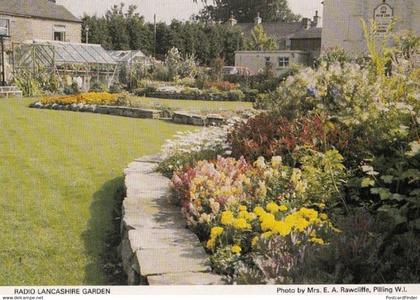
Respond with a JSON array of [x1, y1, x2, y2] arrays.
[[136, 247, 210, 276], [147, 272, 225, 285], [128, 227, 202, 250]]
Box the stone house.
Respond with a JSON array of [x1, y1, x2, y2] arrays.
[[0, 0, 82, 84], [233, 12, 322, 75], [0, 0, 81, 44], [322, 0, 420, 55], [234, 50, 309, 76]]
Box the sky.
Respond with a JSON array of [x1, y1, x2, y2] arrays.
[[57, 0, 323, 23]]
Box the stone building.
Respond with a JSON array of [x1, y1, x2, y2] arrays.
[[0, 0, 83, 86], [322, 0, 420, 55], [233, 12, 321, 53], [233, 12, 322, 75], [235, 50, 309, 76], [0, 0, 82, 44]]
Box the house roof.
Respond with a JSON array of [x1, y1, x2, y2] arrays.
[[0, 0, 81, 23], [290, 27, 322, 39], [236, 22, 305, 40]]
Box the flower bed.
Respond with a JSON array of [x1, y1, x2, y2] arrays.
[[162, 30, 420, 284], [170, 153, 345, 282], [40, 92, 126, 106]]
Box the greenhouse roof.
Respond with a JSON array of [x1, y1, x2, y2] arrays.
[[23, 40, 117, 65]]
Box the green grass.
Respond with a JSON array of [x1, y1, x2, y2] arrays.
[[0, 98, 194, 285], [129, 96, 253, 112]]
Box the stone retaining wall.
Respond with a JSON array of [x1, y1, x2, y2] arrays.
[[30, 102, 161, 119], [29, 102, 227, 127], [120, 155, 224, 285]]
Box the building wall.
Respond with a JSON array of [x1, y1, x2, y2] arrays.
[[235, 51, 309, 76], [322, 0, 420, 55], [0, 14, 81, 45]]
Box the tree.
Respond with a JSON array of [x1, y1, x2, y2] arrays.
[[246, 24, 277, 51], [81, 3, 245, 65], [194, 0, 300, 23], [105, 4, 130, 50]]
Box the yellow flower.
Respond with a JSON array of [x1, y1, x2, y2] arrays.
[[272, 221, 292, 236], [221, 211, 234, 225], [271, 156, 282, 168], [310, 237, 325, 245], [254, 157, 266, 169], [251, 236, 259, 247], [253, 206, 265, 216], [262, 231, 273, 239], [206, 238, 216, 249], [266, 202, 279, 214], [256, 181, 267, 198], [239, 205, 247, 211], [210, 226, 224, 238], [231, 245, 241, 254], [233, 218, 251, 230], [295, 217, 310, 232], [246, 212, 257, 221], [260, 213, 276, 231], [279, 205, 288, 212], [299, 208, 319, 222], [320, 213, 328, 221]]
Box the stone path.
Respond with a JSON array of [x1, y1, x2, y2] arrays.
[[120, 155, 224, 285]]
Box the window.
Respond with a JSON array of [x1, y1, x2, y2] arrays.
[[265, 56, 271, 66], [0, 19, 9, 36], [53, 25, 66, 41], [278, 57, 290, 68]]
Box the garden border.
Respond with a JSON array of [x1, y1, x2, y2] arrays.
[[119, 154, 225, 285], [29, 102, 226, 127]]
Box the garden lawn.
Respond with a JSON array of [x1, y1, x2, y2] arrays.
[[0, 98, 193, 285], [129, 96, 253, 112]]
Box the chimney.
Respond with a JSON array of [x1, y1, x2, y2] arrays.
[[311, 10, 320, 28], [302, 17, 310, 30], [228, 14, 237, 26], [254, 12, 262, 25]]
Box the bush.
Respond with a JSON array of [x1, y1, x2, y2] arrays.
[[89, 81, 107, 92], [109, 82, 123, 94], [228, 113, 348, 163], [63, 82, 80, 95], [204, 81, 238, 91], [226, 89, 245, 101]]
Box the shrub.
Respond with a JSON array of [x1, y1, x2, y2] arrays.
[[109, 82, 123, 94], [89, 81, 107, 92], [228, 113, 348, 163], [205, 81, 238, 91], [63, 82, 80, 95], [227, 89, 245, 101]]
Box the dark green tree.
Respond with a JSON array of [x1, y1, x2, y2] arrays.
[[195, 0, 301, 23]]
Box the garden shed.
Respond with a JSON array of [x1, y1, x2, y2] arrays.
[[12, 40, 117, 91]]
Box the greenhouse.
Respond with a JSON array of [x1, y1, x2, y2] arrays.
[[12, 40, 117, 90]]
